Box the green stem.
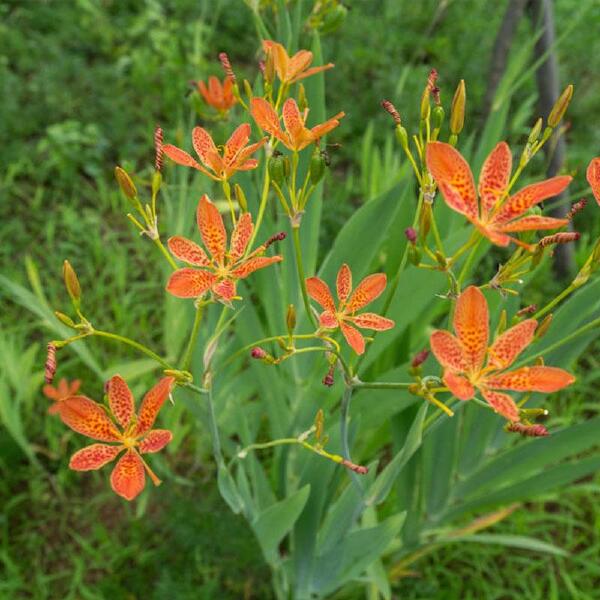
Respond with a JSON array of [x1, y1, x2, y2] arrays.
[[457, 234, 483, 287], [181, 304, 205, 371], [153, 237, 178, 270], [92, 330, 173, 369], [340, 385, 364, 490], [292, 226, 317, 328], [353, 381, 412, 390], [532, 284, 575, 321], [247, 160, 271, 251]]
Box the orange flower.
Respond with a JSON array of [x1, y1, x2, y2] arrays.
[[426, 142, 572, 249], [306, 264, 395, 354], [263, 40, 334, 84], [43, 377, 81, 415], [429, 286, 574, 422], [197, 75, 236, 112], [586, 157, 600, 206], [251, 97, 344, 152], [162, 124, 266, 181], [61, 375, 175, 501], [166, 195, 283, 304]]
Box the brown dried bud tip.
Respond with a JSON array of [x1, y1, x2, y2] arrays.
[[427, 69, 438, 91], [251, 347, 267, 359], [431, 86, 441, 106], [218, 52, 236, 84], [322, 366, 335, 387], [567, 198, 587, 220], [516, 304, 537, 317], [507, 422, 549, 437], [258, 60, 266, 76], [45, 342, 57, 384], [265, 231, 287, 248], [405, 227, 417, 244], [341, 459, 369, 474], [381, 99, 401, 125], [411, 349, 429, 368], [539, 232, 580, 248], [154, 126, 164, 172]]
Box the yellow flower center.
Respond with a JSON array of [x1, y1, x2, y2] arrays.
[[122, 437, 138, 449]]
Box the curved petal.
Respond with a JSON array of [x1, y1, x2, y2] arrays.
[[478, 141, 512, 218], [486, 366, 575, 393], [110, 449, 145, 501], [70, 443, 122, 471], [282, 99, 308, 149], [212, 278, 236, 302], [168, 236, 210, 266], [426, 142, 478, 220], [43, 383, 61, 401], [229, 212, 253, 261], [487, 319, 537, 370], [350, 312, 395, 331], [481, 389, 519, 421], [443, 370, 474, 400], [107, 375, 135, 429], [197, 195, 227, 263], [474, 221, 511, 247], [430, 330, 467, 372], [310, 112, 345, 141], [224, 123, 251, 165], [135, 377, 175, 437], [291, 63, 334, 83], [319, 311, 338, 329], [346, 273, 387, 313], [586, 157, 600, 206], [340, 322, 365, 355], [231, 256, 282, 279], [306, 276, 336, 312], [287, 49, 313, 81], [166, 268, 216, 298], [263, 40, 289, 82], [58, 396, 120, 442], [162, 144, 203, 171], [231, 138, 267, 168], [453, 286, 488, 373], [336, 263, 352, 304], [498, 215, 569, 233], [139, 429, 173, 454], [250, 98, 285, 141], [192, 127, 222, 174]]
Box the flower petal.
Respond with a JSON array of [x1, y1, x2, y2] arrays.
[[110, 449, 146, 501], [306, 276, 336, 312], [229, 212, 253, 261], [192, 126, 222, 174], [453, 286, 488, 373], [443, 370, 474, 400], [498, 215, 570, 233], [282, 99, 309, 149], [135, 377, 176, 436], [287, 49, 313, 81], [197, 195, 227, 263], [168, 236, 210, 266], [162, 144, 202, 170], [231, 256, 282, 279], [139, 429, 173, 454], [223, 123, 251, 165], [58, 396, 120, 442], [426, 142, 478, 221], [430, 330, 467, 372], [478, 142, 512, 218], [291, 63, 335, 83], [487, 319, 537, 370], [310, 112, 345, 141], [70, 443, 122, 471], [481, 389, 519, 421], [486, 366, 575, 392], [586, 157, 600, 206], [166, 268, 217, 298], [213, 278, 236, 302], [251, 98, 285, 142], [319, 311, 338, 329], [474, 222, 511, 246], [346, 273, 387, 313], [340, 322, 365, 354], [107, 375, 135, 429], [350, 312, 395, 331], [263, 40, 289, 82], [336, 263, 352, 304]]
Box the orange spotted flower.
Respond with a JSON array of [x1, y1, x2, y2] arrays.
[[426, 142, 572, 249], [263, 40, 334, 84], [429, 286, 574, 422], [60, 375, 175, 501], [44, 377, 81, 415], [306, 264, 395, 354], [197, 75, 236, 113], [166, 194, 283, 304], [251, 98, 344, 152], [587, 157, 600, 206], [162, 123, 266, 181]]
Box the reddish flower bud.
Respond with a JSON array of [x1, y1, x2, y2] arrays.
[[381, 99, 401, 125], [154, 125, 164, 172], [322, 365, 335, 387], [405, 227, 417, 244], [539, 232, 580, 248], [218, 52, 236, 84], [45, 342, 57, 384], [411, 349, 429, 368], [251, 347, 267, 359]]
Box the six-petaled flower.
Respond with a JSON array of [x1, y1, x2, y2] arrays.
[[263, 40, 334, 85], [44, 377, 81, 415], [251, 98, 344, 152], [306, 264, 395, 354], [429, 286, 574, 422], [163, 124, 266, 181], [60, 375, 175, 501], [166, 194, 283, 304], [197, 75, 236, 113], [426, 142, 572, 250]]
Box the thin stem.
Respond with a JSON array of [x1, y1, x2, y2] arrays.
[[222, 180, 237, 225], [353, 381, 412, 390], [292, 226, 317, 328], [340, 385, 364, 490], [457, 233, 483, 286], [247, 159, 271, 251], [152, 237, 178, 270], [92, 330, 173, 370], [181, 304, 205, 371], [531, 284, 574, 321]]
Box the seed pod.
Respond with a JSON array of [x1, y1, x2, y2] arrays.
[[432, 105, 445, 131], [548, 84, 573, 128], [450, 80, 466, 135], [309, 149, 327, 185], [115, 166, 137, 199], [269, 152, 288, 187], [63, 260, 81, 308]]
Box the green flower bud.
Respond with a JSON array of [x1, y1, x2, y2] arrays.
[[548, 84, 573, 128], [63, 260, 81, 308], [115, 166, 137, 199], [450, 80, 466, 135], [309, 149, 327, 185]]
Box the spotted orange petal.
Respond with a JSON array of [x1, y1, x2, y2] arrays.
[[263, 40, 289, 81], [478, 142, 512, 218], [346, 273, 387, 313], [498, 215, 569, 233], [310, 112, 345, 141], [70, 443, 122, 470], [287, 49, 313, 80], [481, 389, 519, 421], [474, 222, 512, 246], [139, 429, 173, 454], [251, 98, 285, 142], [168, 236, 210, 266], [163, 144, 215, 179], [443, 370, 474, 400], [224, 123, 251, 165], [336, 263, 352, 304], [340, 322, 366, 354], [166, 268, 216, 298], [58, 396, 120, 442], [430, 330, 467, 372], [192, 127, 222, 174], [426, 142, 478, 221], [135, 377, 175, 437], [586, 157, 600, 206], [212, 278, 236, 302], [453, 286, 488, 373], [494, 176, 572, 223], [231, 256, 282, 279], [486, 366, 575, 392], [197, 195, 227, 263], [107, 375, 134, 429], [229, 212, 253, 261], [487, 319, 537, 370], [306, 276, 336, 313], [291, 63, 335, 84], [350, 312, 395, 331], [282, 99, 308, 149], [319, 311, 338, 329], [110, 449, 146, 501]]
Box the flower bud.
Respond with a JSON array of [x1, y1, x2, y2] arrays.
[[152, 171, 162, 197], [322, 366, 335, 387], [286, 304, 296, 335], [450, 80, 466, 135], [297, 84, 308, 112], [314, 409, 324, 441], [243, 79, 253, 102], [548, 84, 573, 128], [432, 105, 445, 131], [234, 183, 248, 213], [419, 203, 432, 240], [411, 349, 429, 368], [420, 87, 431, 121], [534, 314, 553, 340], [395, 125, 409, 151], [528, 118, 543, 145], [496, 309, 507, 336], [319, 4, 348, 34], [115, 166, 137, 199], [309, 149, 327, 185], [63, 260, 81, 308], [54, 311, 76, 328], [404, 227, 417, 244], [408, 244, 421, 266]]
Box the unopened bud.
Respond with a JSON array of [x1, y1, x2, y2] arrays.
[[381, 99, 401, 125], [63, 260, 81, 307], [45, 342, 57, 384], [528, 118, 543, 145], [297, 84, 308, 112], [496, 309, 507, 335], [419, 203, 432, 239], [234, 183, 248, 212], [567, 198, 587, 220], [115, 166, 137, 199], [506, 422, 549, 437], [405, 227, 417, 244], [420, 87, 431, 121], [243, 79, 253, 102], [450, 79, 466, 135], [54, 311, 76, 328], [286, 304, 296, 334], [432, 105, 445, 131], [251, 347, 266, 359], [264, 51, 275, 84], [547, 84, 573, 128], [310, 149, 327, 185], [395, 125, 409, 151], [314, 409, 324, 440], [218, 52, 236, 85], [411, 349, 429, 368], [154, 126, 164, 171], [535, 314, 553, 340], [408, 244, 421, 266], [322, 366, 335, 387]]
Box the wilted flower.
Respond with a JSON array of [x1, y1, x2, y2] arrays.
[[197, 75, 236, 113], [262, 40, 334, 85]]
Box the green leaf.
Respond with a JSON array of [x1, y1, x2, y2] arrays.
[[445, 534, 568, 557]]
